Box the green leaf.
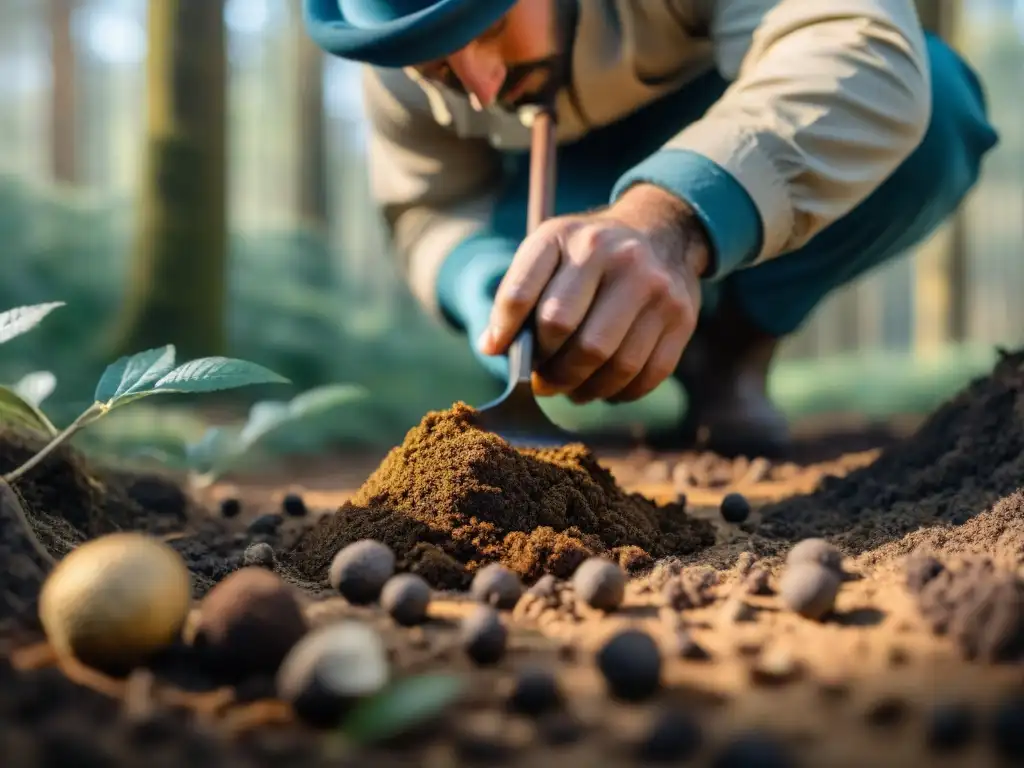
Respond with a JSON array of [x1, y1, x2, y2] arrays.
[[236, 384, 366, 452], [0, 385, 59, 436], [0, 302, 65, 345], [13, 371, 56, 406], [184, 426, 236, 473], [95, 345, 177, 404], [148, 357, 289, 396], [342, 674, 464, 746]]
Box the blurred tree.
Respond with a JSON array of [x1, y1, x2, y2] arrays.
[[49, 0, 76, 183], [295, 4, 328, 228], [108, 0, 227, 359]]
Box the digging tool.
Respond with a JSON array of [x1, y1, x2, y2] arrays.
[[474, 106, 576, 449]]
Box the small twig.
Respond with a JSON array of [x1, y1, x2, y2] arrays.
[[0, 476, 56, 568]]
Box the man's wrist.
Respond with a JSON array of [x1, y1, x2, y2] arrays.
[[609, 183, 711, 278]]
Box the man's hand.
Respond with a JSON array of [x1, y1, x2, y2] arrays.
[[477, 184, 710, 403]]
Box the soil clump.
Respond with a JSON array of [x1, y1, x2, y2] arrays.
[[751, 350, 1024, 564], [287, 403, 715, 589]]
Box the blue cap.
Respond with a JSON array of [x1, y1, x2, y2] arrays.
[[303, 0, 517, 67]]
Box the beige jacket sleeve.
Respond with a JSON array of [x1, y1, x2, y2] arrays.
[[361, 65, 506, 312], [639, 0, 931, 268]]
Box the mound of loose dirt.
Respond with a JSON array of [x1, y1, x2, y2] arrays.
[[752, 349, 1024, 563], [287, 403, 715, 589]]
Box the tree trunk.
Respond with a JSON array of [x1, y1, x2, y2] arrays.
[[49, 0, 76, 184], [295, 15, 328, 228], [108, 0, 228, 360]]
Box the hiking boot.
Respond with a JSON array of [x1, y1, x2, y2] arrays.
[[650, 297, 791, 458]]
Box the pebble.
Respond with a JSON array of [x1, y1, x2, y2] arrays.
[[904, 552, 945, 594], [219, 497, 241, 519], [786, 538, 843, 573], [281, 492, 307, 517], [572, 557, 626, 612], [329, 539, 396, 605], [248, 513, 283, 535], [778, 562, 841, 620], [470, 564, 524, 610], [596, 629, 661, 702], [636, 708, 703, 763], [506, 667, 562, 717], [925, 702, 974, 752], [242, 542, 275, 569], [527, 574, 558, 599], [721, 597, 756, 624], [750, 647, 802, 686], [743, 566, 773, 596], [991, 693, 1024, 760], [461, 606, 507, 666], [194, 567, 308, 681], [276, 622, 389, 729], [380, 573, 431, 626], [720, 492, 751, 524], [712, 732, 794, 768]]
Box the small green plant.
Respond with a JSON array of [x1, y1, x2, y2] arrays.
[[0, 301, 290, 486], [178, 383, 368, 488]]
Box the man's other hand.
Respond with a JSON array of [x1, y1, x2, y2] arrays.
[[477, 184, 710, 404]]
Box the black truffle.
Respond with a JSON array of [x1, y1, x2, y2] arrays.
[[470, 564, 523, 610], [281, 493, 307, 517], [925, 702, 974, 752], [329, 539, 396, 605], [572, 557, 626, 612], [786, 538, 843, 573], [248, 513, 283, 535], [720, 492, 751, 524], [596, 629, 661, 702], [712, 731, 794, 768], [242, 542, 275, 569], [778, 562, 840, 620], [461, 606, 507, 666], [506, 667, 562, 717], [380, 573, 431, 626], [219, 497, 241, 519], [636, 708, 703, 763], [193, 567, 308, 682], [991, 693, 1024, 760]]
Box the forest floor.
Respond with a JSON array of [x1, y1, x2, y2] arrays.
[[3, 353, 1024, 768]]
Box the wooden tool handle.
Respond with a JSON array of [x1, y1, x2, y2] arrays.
[[527, 108, 557, 234]]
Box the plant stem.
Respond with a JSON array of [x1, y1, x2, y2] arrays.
[[2, 403, 105, 485]]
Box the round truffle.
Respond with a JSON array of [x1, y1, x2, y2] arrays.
[[281, 493, 307, 517], [219, 497, 241, 518], [470, 564, 523, 610], [786, 538, 843, 574], [380, 573, 431, 626], [637, 707, 703, 763], [329, 539, 396, 605], [572, 558, 626, 612], [460, 605, 507, 666], [39, 533, 192, 672], [719, 492, 751, 524], [778, 562, 841, 620], [506, 667, 562, 717], [925, 702, 974, 753], [242, 542, 275, 569], [596, 629, 661, 702], [276, 621, 389, 729], [193, 567, 308, 681]]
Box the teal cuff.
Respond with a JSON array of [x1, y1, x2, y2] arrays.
[[610, 148, 763, 280], [436, 231, 518, 331]]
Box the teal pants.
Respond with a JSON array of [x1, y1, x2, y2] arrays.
[[486, 34, 999, 337]]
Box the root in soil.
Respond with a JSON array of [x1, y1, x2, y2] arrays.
[[285, 403, 715, 589]]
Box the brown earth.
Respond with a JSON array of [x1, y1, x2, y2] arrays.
[[3, 351, 1024, 766]]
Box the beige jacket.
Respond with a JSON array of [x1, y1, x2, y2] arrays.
[[361, 0, 931, 315]]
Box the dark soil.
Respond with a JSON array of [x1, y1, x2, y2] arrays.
[[286, 403, 714, 589], [3, 351, 1024, 765]]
